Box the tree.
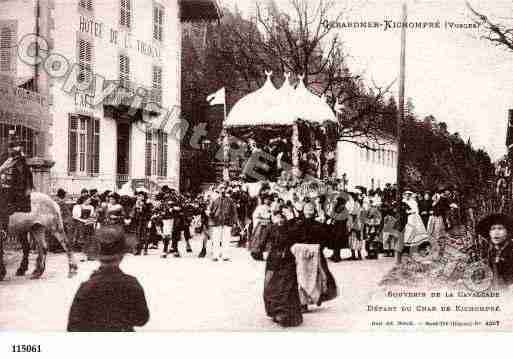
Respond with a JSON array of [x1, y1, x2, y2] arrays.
[[467, 2, 513, 53], [210, 0, 394, 149]]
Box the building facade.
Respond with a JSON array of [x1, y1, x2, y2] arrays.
[[0, 0, 220, 195], [336, 135, 398, 190]]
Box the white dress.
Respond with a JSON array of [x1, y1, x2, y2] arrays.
[[403, 198, 429, 246]]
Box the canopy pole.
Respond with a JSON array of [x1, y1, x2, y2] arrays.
[[292, 121, 300, 178]]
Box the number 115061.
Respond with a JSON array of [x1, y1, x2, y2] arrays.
[[11, 345, 41, 353]]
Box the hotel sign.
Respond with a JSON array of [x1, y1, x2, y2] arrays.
[[79, 16, 162, 58], [0, 80, 49, 131]]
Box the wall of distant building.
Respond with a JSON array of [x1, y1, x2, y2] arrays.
[[336, 135, 397, 190]]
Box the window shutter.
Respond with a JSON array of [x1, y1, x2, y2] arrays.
[[153, 6, 164, 41], [162, 132, 168, 177], [152, 66, 162, 104], [79, 0, 93, 11], [119, 54, 130, 89], [0, 27, 13, 72], [153, 7, 159, 40], [145, 130, 152, 176], [87, 116, 94, 175], [120, 0, 126, 26], [93, 118, 100, 174], [120, 0, 131, 28], [78, 39, 92, 84], [68, 115, 78, 173], [126, 0, 131, 28], [159, 8, 164, 41], [156, 131, 161, 176]]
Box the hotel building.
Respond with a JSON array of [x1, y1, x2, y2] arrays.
[[0, 0, 220, 194]]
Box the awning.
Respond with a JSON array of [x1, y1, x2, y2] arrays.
[[103, 82, 162, 117], [179, 0, 222, 22]]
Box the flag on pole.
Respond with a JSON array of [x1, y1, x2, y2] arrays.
[[207, 87, 225, 105]]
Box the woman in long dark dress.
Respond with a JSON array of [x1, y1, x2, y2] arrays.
[[290, 203, 338, 310], [252, 212, 303, 327]]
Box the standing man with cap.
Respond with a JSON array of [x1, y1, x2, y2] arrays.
[[67, 226, 150, 331]]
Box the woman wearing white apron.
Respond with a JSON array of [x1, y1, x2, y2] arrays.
[[402, 191, 429, 247]]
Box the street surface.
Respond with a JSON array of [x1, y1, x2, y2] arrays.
[[0, 238, 395, 331]]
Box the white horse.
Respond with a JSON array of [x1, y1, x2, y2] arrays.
[[0, 192, 78, 280]]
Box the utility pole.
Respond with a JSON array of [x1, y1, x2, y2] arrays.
[[397, 2, 407, 199], [396, 2, 407, 265]]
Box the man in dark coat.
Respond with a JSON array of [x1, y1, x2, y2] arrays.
[[0, 137, 34, 229], [67, 226, 150, 331]]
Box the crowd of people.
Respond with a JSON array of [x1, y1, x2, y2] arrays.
[[48, 179, 513, 330], [51, 176, 513, 331], [54, 180, 406, 263]]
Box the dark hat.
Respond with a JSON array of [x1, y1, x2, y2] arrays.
[[476, 213, 513, 239], [161, 185, 171, 193], [108, 192, 121, 202], [96, 226, 127, 259], [56, 188, 67, 198]]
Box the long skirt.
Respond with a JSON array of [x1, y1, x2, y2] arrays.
[[349, 230, 362, 250], [318, 254, 338, 304], [427, 215, 446, 241], [403, 214, 429, 246], [332, 220, 349, 250], [263, 262, 303, 327], [249, 222, 270, 253], [427, 215, 447, 256]]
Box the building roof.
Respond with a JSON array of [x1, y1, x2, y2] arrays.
[[225, 72, 336, 128], [179, 0, 222, 22]]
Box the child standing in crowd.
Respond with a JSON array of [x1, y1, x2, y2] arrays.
[[347, 192, 363, 260], [67, 226, 150, 331], [382, 208, 398, 257]]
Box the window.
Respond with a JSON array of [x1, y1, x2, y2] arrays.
[[79, 0, 93, 11], [78, 38, 93, 85], [68, 114, 100, 175], [119, 54, 130, 90], [0, 124, 37, 158], [145, 129, 167, 177], [0, 26, 13, 73], [152, 65, 162, 104], [153, 5, 164, 41], [120, 0, 132, 28]]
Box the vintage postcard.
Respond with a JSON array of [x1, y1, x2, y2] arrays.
[[1, 0, 513, 341]]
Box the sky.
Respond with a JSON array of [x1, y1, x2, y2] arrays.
[[218, 0, 513, 161]]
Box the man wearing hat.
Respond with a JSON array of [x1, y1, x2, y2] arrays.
[[0, 135, 34, 227], [477, 213, 513, 288], [67, 226, 150, 331], [207, 183, 240, 261], [56, 188, 74, 239]]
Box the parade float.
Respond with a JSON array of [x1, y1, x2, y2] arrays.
[[221, 71, 340, 197]]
